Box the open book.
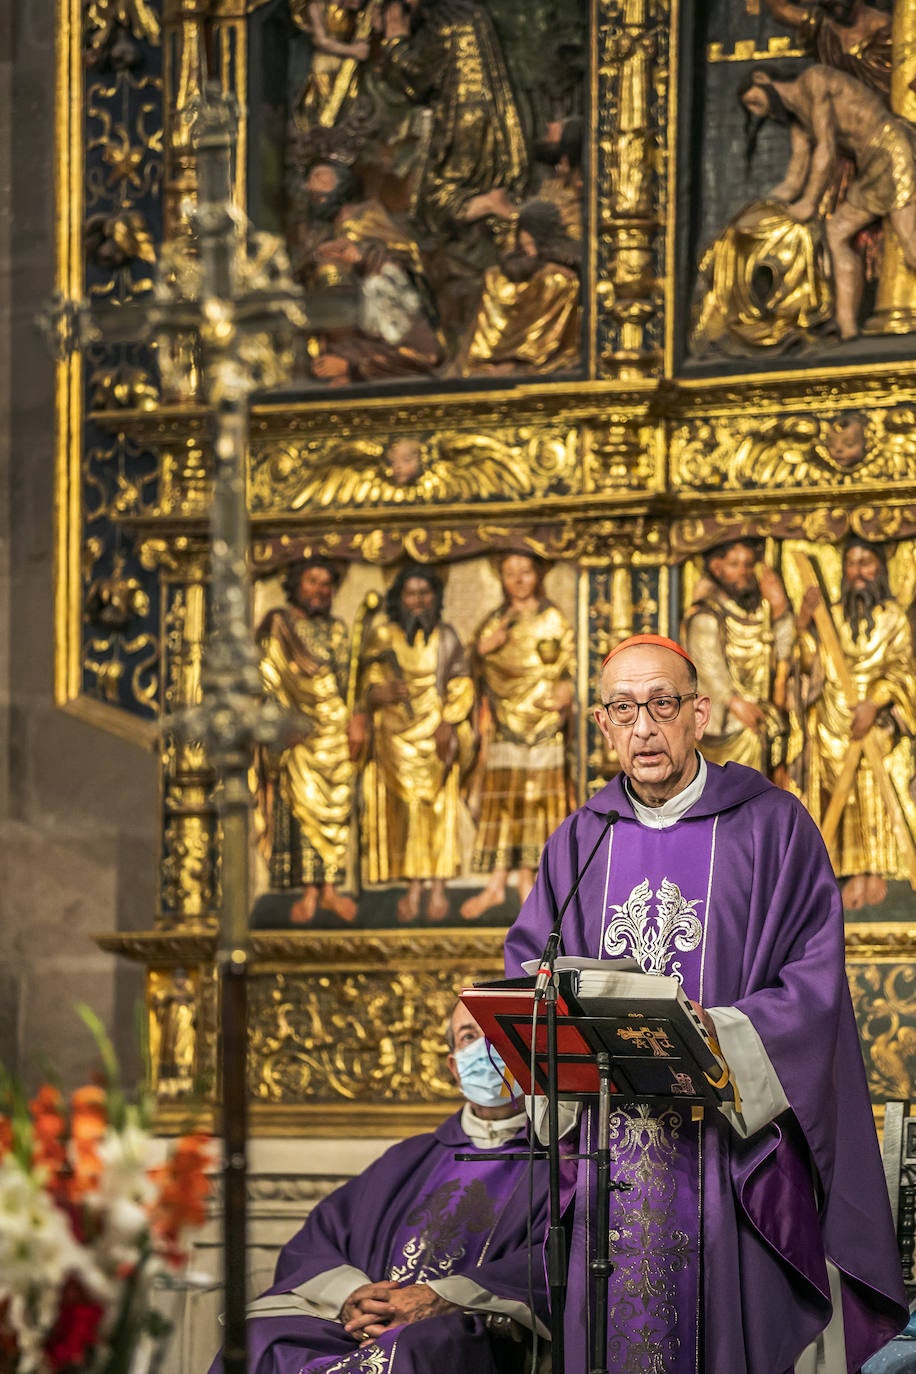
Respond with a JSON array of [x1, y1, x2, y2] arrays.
[[462, 958, 736, 1106]]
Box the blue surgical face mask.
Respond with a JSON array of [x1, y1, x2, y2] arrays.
[[454, 1036, 519, 1108]]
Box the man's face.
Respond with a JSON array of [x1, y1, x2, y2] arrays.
[[447, 1004, 484, 1086], [843, 545, 882, 591], [740, 83, 771, 119], [401, 575, 437, 619], [500, 554, 540, 601], [305, 164, 339, 201], [295, 566, 335, 615], [823, 0, 856, 25], [594, 645, 710, 805], [708, 544, 758, 600]]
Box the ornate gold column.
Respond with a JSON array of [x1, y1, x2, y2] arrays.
[[597, 0, 669, 377], [864, 0, 916, 334]]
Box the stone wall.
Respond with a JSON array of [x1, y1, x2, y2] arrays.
[[0, 0, 158, 1088]]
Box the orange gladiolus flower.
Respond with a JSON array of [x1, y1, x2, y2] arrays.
[[68, 1084, 108, 1201], [0, 1115, 12, 1161], [149, 1133, 212, 1263], [30, 1084, 68, 1190]]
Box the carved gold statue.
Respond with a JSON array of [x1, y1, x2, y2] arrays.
[[691, 199, 832, 355], [378, 0, 528, 241], [762, 0, 893, 101], [793, 539, 916, 911], [255, 557, 362, 924], [358, 564, 475, 922], [455, 200, 581, 377], [290, 0, 372, 130], [738, 66, 916, 341], [460, 552, 574, 920], [289, 158, 444, 385], [149, 969, 196, 1096], [683, 539, 795, 781]]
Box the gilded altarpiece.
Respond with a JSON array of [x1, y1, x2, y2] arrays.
[[56, 0, 916, 1133]]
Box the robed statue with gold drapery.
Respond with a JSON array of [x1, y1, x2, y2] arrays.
[[358, 564, 475, 924], [455, 200, 582, 377], [793, 538, 916, 912], [378, 0, 528, 239], [683, 539, 795, 781], [460, 552, 574, 920], [255, 557, 362, 924]]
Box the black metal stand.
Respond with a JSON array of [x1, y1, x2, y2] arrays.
[[589, 1051, 614, 1374], [544, 979, 567, 1374]]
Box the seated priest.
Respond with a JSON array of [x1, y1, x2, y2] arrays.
[[207, 1002, 549, 1374]]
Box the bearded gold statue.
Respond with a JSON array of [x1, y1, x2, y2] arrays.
[[359, 564, 475, 923], [255, 557, 363, 924], [456, 201, 582, 378], [795, 539, 916, 911], [682, 539, 795, 782]]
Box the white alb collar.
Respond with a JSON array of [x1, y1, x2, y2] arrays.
[[460, 1102, 527, 1147], [625, 752, 707, 829]]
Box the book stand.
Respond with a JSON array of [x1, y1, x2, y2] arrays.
[[461, 978, 719, 1374]]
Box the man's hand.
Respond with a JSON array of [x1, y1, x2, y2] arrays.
[[434, 719, 456, 764], [797, 584, 822, 633], [339, 1280, 399, 1329], [756, 562, 789, 617], [689, 1000, 717, 1038], [367, 680, 410, 707], [851, 699, 879, 740], [342, 1282, 457, 1344], [311, 354, 351, 385], [728, 695, 767, 732], [347, 711, 369, 761], [786, 198, 817, 223]]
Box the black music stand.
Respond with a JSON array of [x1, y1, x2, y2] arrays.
[[461, 979, 725, 1374]]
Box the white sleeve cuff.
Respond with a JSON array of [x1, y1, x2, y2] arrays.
[[425, 1275, 549, 1339], [527, 1094, 581, 1143], [707, 1005, 789, 1137], [245, 1264, 372, 1322]]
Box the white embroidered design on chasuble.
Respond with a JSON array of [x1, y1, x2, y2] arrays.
[[602, 877, 703, 978]]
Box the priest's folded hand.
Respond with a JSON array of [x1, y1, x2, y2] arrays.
[[342, 1281, 457, 1344], [338, 1280, 399, 1329]]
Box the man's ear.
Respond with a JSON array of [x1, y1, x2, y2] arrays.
[[447, 1053, 459, 1086]]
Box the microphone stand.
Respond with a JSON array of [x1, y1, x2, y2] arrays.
[[533, 809, 619, 1374]]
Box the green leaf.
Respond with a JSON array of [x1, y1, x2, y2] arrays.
[[76, 1002, 127, 1131]]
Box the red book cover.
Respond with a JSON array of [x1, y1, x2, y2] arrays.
[[459, 984, 612, 1096]]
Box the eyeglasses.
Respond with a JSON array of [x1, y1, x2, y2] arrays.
[[601, 693, 698, 727]]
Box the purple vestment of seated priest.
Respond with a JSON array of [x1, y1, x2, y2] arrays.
[[504, 759, 908, 1374], [207, 1110, 550, 1374]]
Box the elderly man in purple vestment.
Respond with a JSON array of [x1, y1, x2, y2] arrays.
[[504, 633, 908, 1374], [207, 1003, 549, 1374]]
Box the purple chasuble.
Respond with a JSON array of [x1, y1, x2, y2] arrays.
[[570, 816, 717, 1373], [207, 1111, 550, 1374], [505, 762, 908, 1374]]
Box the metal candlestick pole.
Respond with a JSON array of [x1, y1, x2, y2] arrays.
[[41, 82, 310, 1374]]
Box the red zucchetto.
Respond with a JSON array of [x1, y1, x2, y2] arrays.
[[601, 633, 695, 669]]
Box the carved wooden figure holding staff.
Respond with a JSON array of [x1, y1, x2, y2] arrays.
[[794, 538, 916, 910]]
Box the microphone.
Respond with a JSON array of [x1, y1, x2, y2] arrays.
[[533, 810, 620, 999]]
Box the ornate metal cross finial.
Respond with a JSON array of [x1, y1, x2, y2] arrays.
[[41, 81, 311, 1374]]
